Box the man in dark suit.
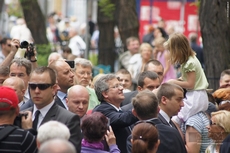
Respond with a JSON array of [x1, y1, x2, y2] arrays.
[[121, 59, 164, 107], [49, 60, 75, 109], [21, 66, 82, 153], [121, 71, 160, 111], [156, 83, 185, 140], [127, 90, 187, 153], [93, 74, 138, 153]]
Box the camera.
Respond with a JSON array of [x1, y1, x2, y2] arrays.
[[14, 112, 28, 128], [65, 60, 75, 68], [20, 41, 35, 60]]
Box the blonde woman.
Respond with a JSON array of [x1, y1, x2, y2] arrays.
[[206, 110, 230, 153], [128, 43, 153, 80]]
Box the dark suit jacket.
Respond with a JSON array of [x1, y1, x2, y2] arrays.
[[27, 103, 82, 153], [220, 134, 230, 153], [158, 113, 172, 127], [20, 96, 65, 111], [93, 101, 138, 153], [127, 118, 187, 153], [121, 90, 138, 106]]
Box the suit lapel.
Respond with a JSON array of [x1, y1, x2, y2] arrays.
[[158, 113, 171, 126], [55, 96, 66, 109], [40, 103, 57, 125]]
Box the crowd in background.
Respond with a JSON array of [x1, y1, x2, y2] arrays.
[[0, 12, 230, 153]]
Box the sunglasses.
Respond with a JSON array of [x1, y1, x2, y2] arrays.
[[209, 120, 217, 126], [29, 83, 53, 90]]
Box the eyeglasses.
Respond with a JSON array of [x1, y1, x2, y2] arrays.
[[77, 71, 92, 76], [110, 83, 123, 89], [29, 83, 53, 90]]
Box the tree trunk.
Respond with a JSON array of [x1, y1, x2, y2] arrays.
[[199, 0, 230, 90], [116, 0, 139, 51], [97, 0, 116, 72], [0, 0, 4, 14], [20, 0, 48, 45]]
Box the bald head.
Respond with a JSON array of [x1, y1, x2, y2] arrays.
[[3, 77, 25, 102], [49, 60, 74, 93], [48, 52, 63, 65], [66, 85, 89, 118]]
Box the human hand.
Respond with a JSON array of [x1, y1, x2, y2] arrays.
[[10, 39, 20, 54], [21, 111, 33, 129], [105, 126, 116, 146]]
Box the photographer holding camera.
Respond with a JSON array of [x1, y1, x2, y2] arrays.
[[0, 39, 38, 70], [0, 86, 37, 152]]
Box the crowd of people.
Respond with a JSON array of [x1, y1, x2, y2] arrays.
[[0, 16, 230, 153]]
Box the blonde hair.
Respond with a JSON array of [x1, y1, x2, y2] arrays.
[[164, 33, 195, 64], [211, 110, 230, 133], [154, 37, 166, 47], [139, 43, 153, 54]]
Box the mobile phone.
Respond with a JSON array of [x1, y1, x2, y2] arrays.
[[65, 60, 75, 68]]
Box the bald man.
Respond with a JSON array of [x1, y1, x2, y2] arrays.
[[48, 52, 63, 65], [3, 77, 26, 106], [66, 85, 89, 118]]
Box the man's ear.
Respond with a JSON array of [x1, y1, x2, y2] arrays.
[[154, 140, 160, 150], [15, 106, 20, 116], [132, 109, 137, 117], [102, 91, 108, 99], [66, 98, 69, 104], [161, 96, 167, 105], [36, 140, 41, 149], [137, 86, 142, 91]]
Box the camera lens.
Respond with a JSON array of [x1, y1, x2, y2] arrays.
[[20, 41, 29, 48]]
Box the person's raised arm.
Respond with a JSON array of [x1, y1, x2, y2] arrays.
[[0, 39, 19, 67]]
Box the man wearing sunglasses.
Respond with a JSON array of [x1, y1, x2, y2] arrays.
[[127, 90, 187, 153], [0, 37, 12, 64], [21, 66, 81, 153]]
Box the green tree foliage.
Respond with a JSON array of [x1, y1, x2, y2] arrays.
[[98, 0, 115, 20]]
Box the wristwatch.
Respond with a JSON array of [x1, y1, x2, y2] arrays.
[[30, 57, 37, 62]]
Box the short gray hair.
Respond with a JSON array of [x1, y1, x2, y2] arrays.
[[74, 58, 93, 70], [39, 138, 76, 153], [94, 74, 117, 101], [37, 121, 70, 145], [10, 58, 32, 76]]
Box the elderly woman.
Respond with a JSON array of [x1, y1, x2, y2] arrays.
[[81, 112, 120, 153], [128, 43, 153, 80], [206, 110, 230, 153]]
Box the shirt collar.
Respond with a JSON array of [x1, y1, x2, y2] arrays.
[[57, 91, 67, 99], [33, 100, 55, 120], [108, 103, 122, 112], [159, 109, 171, 123]]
